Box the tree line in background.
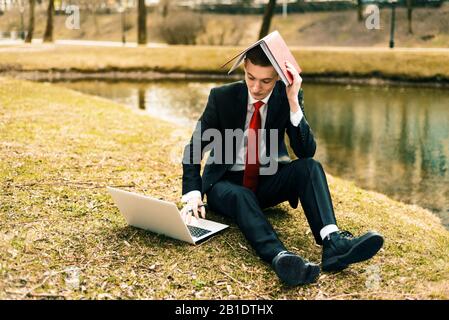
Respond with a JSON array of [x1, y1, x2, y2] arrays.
[[1, 0, 148, 44], [0, 0, 443, 45]]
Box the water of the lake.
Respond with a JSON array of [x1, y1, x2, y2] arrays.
[[60, 80, 449, 229]]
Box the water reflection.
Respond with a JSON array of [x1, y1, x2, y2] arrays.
[[306, 84, 449, 227], [64, 80, 216, 126], [60, 80, 449, 228], [138, 88, 145, 110]]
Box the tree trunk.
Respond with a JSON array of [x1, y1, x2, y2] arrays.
[[137, 0, 147, 45], [161, 0, 169, 18], [43, 0, 54, 43], [259, 0, 276, 39], [407, 0, 413, 34], [93, 8, 99, 34], [25, 0, 35, 43], [357, 0, 363, 22]]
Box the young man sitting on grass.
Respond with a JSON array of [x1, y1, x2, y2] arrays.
[[180, 45, 384, 286]]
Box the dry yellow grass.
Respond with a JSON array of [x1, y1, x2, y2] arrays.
[[1, 77, 448, 300], [0, 44, 448, 82]]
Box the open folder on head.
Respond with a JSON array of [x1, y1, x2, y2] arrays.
[[221, 30, 302, 86]]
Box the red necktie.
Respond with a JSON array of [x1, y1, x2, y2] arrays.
[[243, 100, 265, 192]]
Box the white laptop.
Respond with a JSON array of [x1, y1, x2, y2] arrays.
[[107, 187, 229, 244]]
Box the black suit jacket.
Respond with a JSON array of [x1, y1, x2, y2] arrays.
[[182, 80, 316, 208]]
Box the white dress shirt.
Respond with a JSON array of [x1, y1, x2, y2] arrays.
[[182, 88, 304, 203]]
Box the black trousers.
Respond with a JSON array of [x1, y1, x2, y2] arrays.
[[206, 158, 337, 263]]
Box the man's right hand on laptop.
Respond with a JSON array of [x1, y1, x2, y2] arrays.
[[180, 195, 206, 224]]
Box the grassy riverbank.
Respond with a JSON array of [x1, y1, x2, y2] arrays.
[[1, 77, 448, 299], [0, 44, 448, 83]]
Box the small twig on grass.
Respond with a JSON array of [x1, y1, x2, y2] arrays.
[[220, 270, 243, 285], [223, 239, 236, 251], [325, 291, 378, 300], [5, 289, 26, 295], [128, 230, 138, 242], [11, 179, 135, 189], [220, 269, 263, 299], [325, 290, 418, 300], [21, 274, 53, 299], [27, 292, 68, 299], [21, 268, 85, 299], [105, 184, 136, 188]]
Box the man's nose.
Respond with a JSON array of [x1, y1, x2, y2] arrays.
[[252, 81, 261, 91]]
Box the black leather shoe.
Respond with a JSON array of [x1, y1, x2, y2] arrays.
[[322, 231, 384, 272], [272, 251, 320, 286]]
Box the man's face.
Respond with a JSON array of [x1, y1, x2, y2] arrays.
[[244, 59, 278, 100]]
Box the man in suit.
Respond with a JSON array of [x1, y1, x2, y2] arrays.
[[180, 45, 384, 286]]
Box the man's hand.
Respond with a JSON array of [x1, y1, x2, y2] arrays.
[[180, 195, 206, 224], [285, 60, 302, 113]]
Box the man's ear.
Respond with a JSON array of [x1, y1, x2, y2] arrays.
[[274, 72, 280, 81], [243, 59, 247, 72]]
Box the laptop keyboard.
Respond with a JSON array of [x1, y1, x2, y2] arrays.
[[187, 225, 212, 238]]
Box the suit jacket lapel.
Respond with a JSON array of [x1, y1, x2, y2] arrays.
[[264, 82, 283, 157], [235, 81, 248, 131], [265, 81, 281, 130]]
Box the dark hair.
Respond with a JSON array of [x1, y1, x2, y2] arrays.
[[245, 45, 271, 67]]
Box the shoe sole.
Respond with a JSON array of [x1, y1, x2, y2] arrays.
[[275, 255, 320, 286], [322, 232, 384, 272]]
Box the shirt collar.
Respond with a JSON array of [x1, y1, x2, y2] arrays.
[[247, 88, 273, 107]]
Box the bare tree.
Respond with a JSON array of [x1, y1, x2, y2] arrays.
[[88, 2, 100, 34], [357, 0, 363, 22], [159, 0, 170, 18], [137, 0, 147, 45], [43, 0, 54, 43], [407, 0, 413, 34], [259, 0, 276, 39], [25, 0, 35, 43]]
